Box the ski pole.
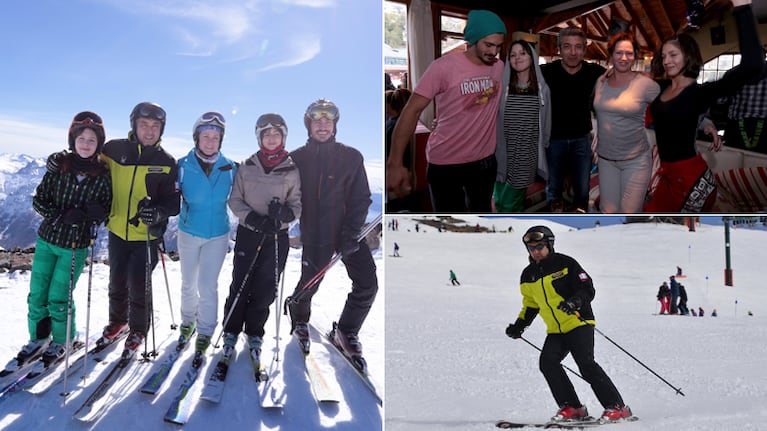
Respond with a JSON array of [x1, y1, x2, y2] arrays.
[[81, 223, 98, 382], [273, 230, 283, 362], [61, 225, 79, 402], [576, 313, 685, 396], [287, 213, 382, 305], [519, 336, 585, 382], [212, 234, 266, 349], [158, 239, 177, 330]]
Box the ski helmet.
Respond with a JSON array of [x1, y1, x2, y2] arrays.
[[68, 111, 106, 154], [522, 225, 555, 252], [303, 98, 339, 136], [130, 102, 166, 136], [193, 111, 226, 146], [255, 113, 288, 148]]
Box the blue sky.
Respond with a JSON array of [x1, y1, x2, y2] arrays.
[[0, 0, 383, 165]]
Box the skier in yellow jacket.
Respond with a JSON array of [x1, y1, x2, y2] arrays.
[[506, 225, 632, 423]]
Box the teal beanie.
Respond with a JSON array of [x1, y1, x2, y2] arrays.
[[463, 10, 506, 46]]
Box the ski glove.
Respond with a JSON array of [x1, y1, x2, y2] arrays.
[[138, 205, 165, 226], [60, 208, 87, 225], [85, 201, 108, 222], [505, 319, 526, 339], [557, 296, 583, 315], [244, 211, 278, 234], [268, 200, 295, 224], [46, 150, 67, 174]]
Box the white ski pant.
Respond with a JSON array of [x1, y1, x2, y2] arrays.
[[177, 230, 229, 337]]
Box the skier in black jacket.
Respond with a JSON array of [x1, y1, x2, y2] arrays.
[[287, 99, 378, 369]]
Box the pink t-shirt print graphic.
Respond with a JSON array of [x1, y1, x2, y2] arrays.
[[460, 75, 499, 110]]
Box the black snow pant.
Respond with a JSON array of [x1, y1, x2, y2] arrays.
[[223, 226, 288, 338], [107, 232, 159, 336], [540, 325, 624, 409], [288, 241, 378, 335]]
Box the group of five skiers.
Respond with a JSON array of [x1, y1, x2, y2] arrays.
[[16, 99, 378, 380]]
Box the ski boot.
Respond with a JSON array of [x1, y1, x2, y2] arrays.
[[247, 335, 267, 382], [600, 405, 633, 423], [293, 322, 310, 354], [16, 338, 51, 365], [121, 331, 145, 364], [97, 322, 128, 348], [551, 404, 589, 423], [177, 322, 197, 350], [330, 321, 367, 373]]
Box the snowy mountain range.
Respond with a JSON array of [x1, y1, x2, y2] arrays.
[[0, 153, 383, 253]]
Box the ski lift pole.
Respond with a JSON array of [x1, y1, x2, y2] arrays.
[[287, 213, 382, 305], [576, 312, 684, 396]]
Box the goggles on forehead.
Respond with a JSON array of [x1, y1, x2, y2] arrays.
[[307, 105, 339, 121], [523, 231, 546, 243], [200, 111, 225, 126], [137, 104, 166, 121], [72, 111, 103, 127], [256, 113, 286, 129]]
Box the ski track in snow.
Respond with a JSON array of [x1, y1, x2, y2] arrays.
[[385, 217, 767, 431]]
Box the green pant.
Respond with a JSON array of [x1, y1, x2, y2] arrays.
[[27, 238, 87, 344], [494, 181, 527, 213]]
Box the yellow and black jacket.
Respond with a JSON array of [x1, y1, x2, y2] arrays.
[[516, 252, 596, 334], [101, 134, 180, 241]]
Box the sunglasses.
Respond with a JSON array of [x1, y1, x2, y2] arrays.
[[200, 111, 226, 126], [307, 105, 339, 121], [137, 104, 166, 121], [523, 231, 546, 243], [256, 113, 285, 129], [526, 243, 547, 251], [72, 111, 103, 127]]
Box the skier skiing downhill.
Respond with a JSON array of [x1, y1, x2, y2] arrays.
[[287, 99, 378, 370], [505, 225, 633, 423]]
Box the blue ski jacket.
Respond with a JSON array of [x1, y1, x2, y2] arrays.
[[177, 149, 237, 239]]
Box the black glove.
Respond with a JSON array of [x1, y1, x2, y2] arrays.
[[85, 201, 108, 222], [244, 211, 277, 234], [268, 200, 295, 224], [505, 319, 526, 339], [558, 296, 584, 315], [46, 150, 67, 174], [138, 205, 165, 226], [60, 208, 87, 225]]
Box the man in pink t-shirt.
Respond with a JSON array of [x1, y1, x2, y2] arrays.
[[387, 10, 506, 212]]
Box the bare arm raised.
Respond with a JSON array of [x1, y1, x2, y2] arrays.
[[386, 93, 432, 197]]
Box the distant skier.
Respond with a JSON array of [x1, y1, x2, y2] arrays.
[[676, 266, 683, 276], [415, 224, 419, 233], [506, 225, 633, 423], [669, 276, 680, 315], [393, 242, 400, 257], [711, 309, 718, 317], [698, 307, 705, 317], [657, 281, 670, 314], [677, 284, 689, 315], [449, 270, 460, 286]]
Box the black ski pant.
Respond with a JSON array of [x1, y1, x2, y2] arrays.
[[223, 226, 288, 338], [288, 241, 378, 335], [107, 232, 159, 336], [539, 325, 624, 409]]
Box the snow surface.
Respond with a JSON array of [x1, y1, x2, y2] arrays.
[[385, 216, 767, 431], [0, 239, 383, 430]]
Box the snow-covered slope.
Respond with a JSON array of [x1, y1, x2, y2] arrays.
[[385, 216, 767, 431], [0, 237, 383, 430]]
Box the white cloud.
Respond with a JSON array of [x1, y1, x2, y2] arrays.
[[257, 35, 321, 72], [0, 117, 66, 157]]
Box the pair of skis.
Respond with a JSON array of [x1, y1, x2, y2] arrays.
[[496, 416, 639, 429]]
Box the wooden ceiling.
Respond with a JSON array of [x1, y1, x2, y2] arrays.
[[431, 0, 743, 61]]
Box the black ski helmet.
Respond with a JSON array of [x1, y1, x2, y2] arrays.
[[522, 225, 555, 252], [130, 102, 166, 137], [193, 111, 226, 146], [68, 111, 106, 155], [303, 98, 339, 137]]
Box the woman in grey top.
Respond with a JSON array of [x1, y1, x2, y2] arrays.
[[593, 32, 660, 213]]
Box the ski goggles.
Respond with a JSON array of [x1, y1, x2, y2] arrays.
[[72, 111, 103, 127], [306, 104, 339, 121], [256, 113, 285, 129], [199, 111, 226, 126], [526, 243, 547, 251], [523, 231, 546, 243], [136, 104, 166, 122]]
